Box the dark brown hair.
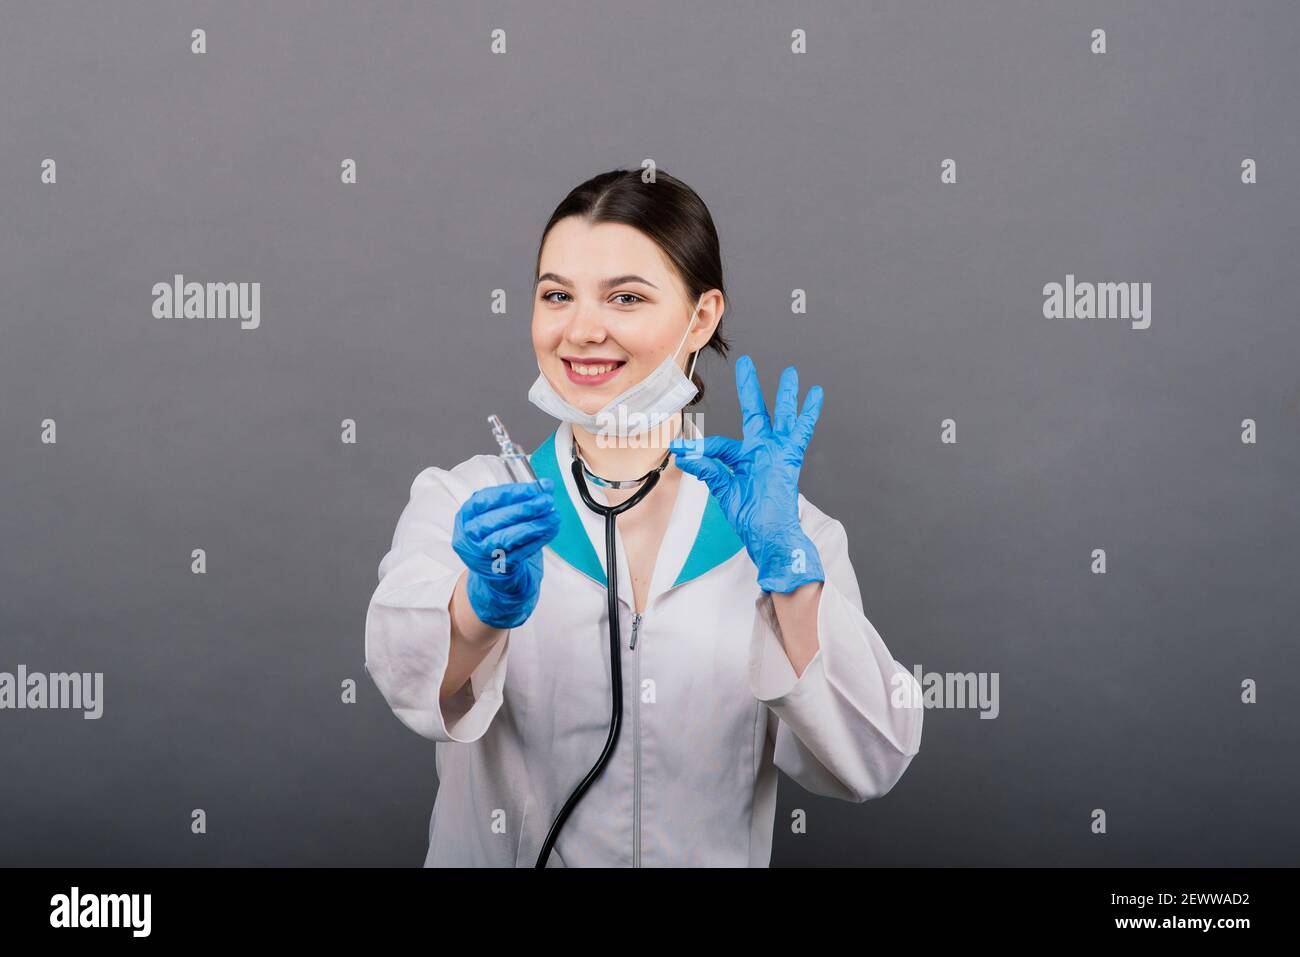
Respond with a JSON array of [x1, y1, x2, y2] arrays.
[[533, 168, 729, 407]]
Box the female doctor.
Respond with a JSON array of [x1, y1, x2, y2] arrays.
[[364, 168, 923, 867]]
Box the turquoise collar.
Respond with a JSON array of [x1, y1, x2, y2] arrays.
[[529, 430, 744, 589]]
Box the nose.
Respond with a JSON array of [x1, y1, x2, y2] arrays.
[[563, 300, 608, 346]]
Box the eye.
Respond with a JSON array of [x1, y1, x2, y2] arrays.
[[612, 293, 643, 305], [541, 290, 571, 303]]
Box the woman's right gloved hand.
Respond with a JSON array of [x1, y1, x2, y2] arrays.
[[451, 478, 560, 629]]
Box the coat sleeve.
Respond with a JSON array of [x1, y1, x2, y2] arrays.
[[363, 460, 512, 744], [747, 499, 923, 803]]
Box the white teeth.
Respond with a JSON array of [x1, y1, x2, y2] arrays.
[[573, 362, 616, 376]]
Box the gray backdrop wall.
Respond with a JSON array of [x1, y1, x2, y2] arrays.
[[1, 0, 1297, 866]]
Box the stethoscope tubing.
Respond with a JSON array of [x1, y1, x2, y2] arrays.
[[533, 456, 663, 868]]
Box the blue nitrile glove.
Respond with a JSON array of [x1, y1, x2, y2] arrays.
[[451, 477, 560, 629], [669, 355, 826, 594]]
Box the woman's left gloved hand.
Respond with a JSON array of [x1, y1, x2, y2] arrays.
[[669, 355, 826, 594]]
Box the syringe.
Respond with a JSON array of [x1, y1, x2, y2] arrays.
[[488, 415, 537, 483]]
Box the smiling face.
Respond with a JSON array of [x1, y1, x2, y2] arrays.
[[532, 217, 722, 417]]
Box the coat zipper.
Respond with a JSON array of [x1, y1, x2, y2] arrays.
[[630, 611, 643, 868]]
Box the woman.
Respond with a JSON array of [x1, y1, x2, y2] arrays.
[[364, 169, 923, 867]]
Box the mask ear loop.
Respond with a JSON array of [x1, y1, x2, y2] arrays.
[[678, 298, 704, 384], [685, 346, 701, 382]]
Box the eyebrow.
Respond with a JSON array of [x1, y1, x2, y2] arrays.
[[535, 272, 660, 291]]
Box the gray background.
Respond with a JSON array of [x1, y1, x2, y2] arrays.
[[1, 0, 1296, 866]]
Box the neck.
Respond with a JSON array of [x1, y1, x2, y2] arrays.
[[571, 414, 684, 482]]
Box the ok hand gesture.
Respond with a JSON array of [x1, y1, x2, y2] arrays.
[[669, 355, 826, 594]]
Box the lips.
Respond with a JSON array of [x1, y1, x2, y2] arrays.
[[562, 357, 626, 386]]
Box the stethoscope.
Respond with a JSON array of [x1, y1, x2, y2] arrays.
[[533, 442, 671, 868]]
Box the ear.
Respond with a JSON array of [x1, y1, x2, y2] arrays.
[[686, 288, 725, 355]]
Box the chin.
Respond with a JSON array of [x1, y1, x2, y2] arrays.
[[567, 397, 610, 416]]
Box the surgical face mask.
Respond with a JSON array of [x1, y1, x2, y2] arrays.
[[528, 297, 703, 439]]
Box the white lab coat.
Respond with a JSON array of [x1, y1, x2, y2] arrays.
[[364, 421, 923, 866]]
